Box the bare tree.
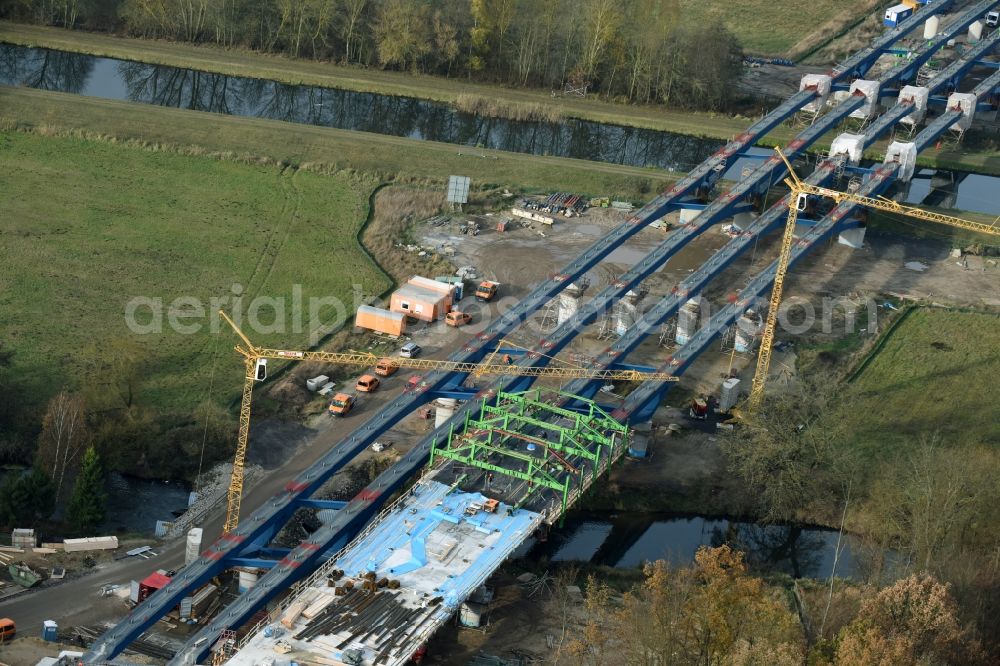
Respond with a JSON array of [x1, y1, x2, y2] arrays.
[[577, 0, 620, 81], [339, 0, 369, 63], [871, 435, 983, 572], [36, 392, 91, 500]]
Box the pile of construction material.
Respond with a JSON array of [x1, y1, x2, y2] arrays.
[[73, 625, 176, 661], [64, 536, 119, 552], [520, 193, 589, 217], [166, 463, 262, 538], [280, 573, 437, 666]]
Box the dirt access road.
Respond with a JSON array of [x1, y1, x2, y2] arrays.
[[0, 325, 472, 636]]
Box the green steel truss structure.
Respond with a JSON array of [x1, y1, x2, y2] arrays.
[[429, 389, 630, 522]]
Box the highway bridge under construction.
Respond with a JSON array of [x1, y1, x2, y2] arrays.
[[84, 1, 1000, 663]]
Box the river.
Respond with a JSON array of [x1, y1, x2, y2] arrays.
[[0, 43, 720, 173], [101, 472, 191, 535], [2, 42, 1000, 215], [527, 512, 898, 581]]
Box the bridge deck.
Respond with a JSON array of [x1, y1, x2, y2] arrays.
[[230, 480, 541, 666], [91, 2, 1000, 662]]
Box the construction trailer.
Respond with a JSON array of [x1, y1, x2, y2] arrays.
[[355, 305, 407, 337], [407, 276, 455, 308], [884, 3, 914, 26], [137, 571, 172, 603], [434, 276, 465, 301], [390, 279, 453, 322]]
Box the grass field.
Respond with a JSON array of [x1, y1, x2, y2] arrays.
[[4, 22, 998, 178], [679, 0, 878, 56], [0, 130, 391, 417], [0, 87, 678, 197], [832, 307, 1000, 465]]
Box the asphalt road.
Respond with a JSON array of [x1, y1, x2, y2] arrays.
[[1, 352, 434, 634]]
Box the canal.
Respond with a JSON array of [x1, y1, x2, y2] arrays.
[[4, 43, 998, 215], [527, 512, 897, 581]]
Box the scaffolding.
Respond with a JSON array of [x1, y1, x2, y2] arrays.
[[429, 390, 629, 523]]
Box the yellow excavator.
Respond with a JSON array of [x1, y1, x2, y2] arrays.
[[218, 311, 678, 532], [745, 148, 1000, 412]]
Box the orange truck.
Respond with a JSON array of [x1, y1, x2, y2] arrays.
[[374, 358, 399, 376], [328, 393, 356, 416], [445, 311, 472, 327], [475, 281, 500, 302], [355, 375, 380, 393], [0, 618, 15, 642]]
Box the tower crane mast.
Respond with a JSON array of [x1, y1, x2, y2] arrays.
[[218, 311, 677, 531], [746, 149, 1000, 412]]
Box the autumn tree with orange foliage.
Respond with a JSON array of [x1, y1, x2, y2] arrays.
[[834, 573, 983, 666], [566, 545, 804, 665]]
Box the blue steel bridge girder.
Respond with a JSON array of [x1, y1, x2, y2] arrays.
[[294, 499, 348, 510], [431, 387, 481, 400], [508, 94, 884, 381], [87, 10, 980, 663], [617, 90, 1000, 424], [617, 164, 902, 424], [891, 2, 1000, 84], [161, 34, 968, 666], [832, 1, 950, 80], [919, 29, 1000, 93], [559, 42, 1000, 412], [555, 159, 845, 405], [227, 558, 278, 569], [509, 18, 962, 382], [915, 36, 1000, 108]]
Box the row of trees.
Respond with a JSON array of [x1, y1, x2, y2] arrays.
[[3, 0, 744, 109], [7, 389, 110, 534], [561, 546, 982, 665], [724, 378, 1000, 659], [0, 441, 107, 534]]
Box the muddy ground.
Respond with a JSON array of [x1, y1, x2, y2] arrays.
[[411, 192, 999, 664], [739, 9, 982, 106], [12, 184, 993, 665]]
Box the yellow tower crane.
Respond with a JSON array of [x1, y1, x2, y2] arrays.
[[218, 310, 677, 532], [745, 148, 1000, 412]]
